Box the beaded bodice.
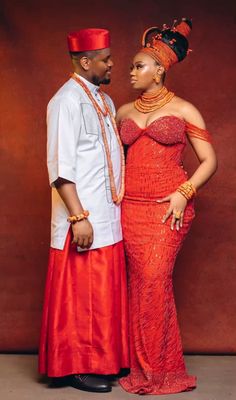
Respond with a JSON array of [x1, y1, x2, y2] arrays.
[[119, 116, 189, 199], [120, 116, 187, 146]]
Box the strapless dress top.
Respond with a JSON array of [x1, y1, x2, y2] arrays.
[[119, 116, 187, 146], [119, 116, 190, 199]]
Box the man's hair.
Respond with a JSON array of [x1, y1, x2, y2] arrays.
[[69, 50, 100, 61]]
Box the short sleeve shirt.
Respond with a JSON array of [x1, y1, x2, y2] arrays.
[[47, 75, 122, 250]]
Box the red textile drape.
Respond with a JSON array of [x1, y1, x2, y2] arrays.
[[39, 232, 129, 377]]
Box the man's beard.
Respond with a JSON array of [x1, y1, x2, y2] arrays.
[[100, 77, 111, 85], [92, 75, 111, 86]]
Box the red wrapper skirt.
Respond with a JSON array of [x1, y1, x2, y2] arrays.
[[38, 231, 129, 377]]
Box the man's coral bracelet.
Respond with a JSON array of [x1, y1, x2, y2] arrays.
[[67, 210, 90, 224]]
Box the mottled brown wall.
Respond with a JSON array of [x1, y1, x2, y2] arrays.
[[0, 0, 235, 352]]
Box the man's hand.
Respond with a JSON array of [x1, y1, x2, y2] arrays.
[[71, 219, 94, 249], [53, 178, 94, 248]]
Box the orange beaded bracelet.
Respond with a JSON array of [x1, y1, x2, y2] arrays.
[[67, 210, 89, 224], [177, 181, 196, 200]]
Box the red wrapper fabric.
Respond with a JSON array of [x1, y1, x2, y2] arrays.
[[38, 231, 129, 377]]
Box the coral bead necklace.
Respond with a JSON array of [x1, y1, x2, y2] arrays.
[[134, 86, 175, 113], [72, 73, 125, 205]]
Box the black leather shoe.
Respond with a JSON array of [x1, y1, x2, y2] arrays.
[[69, 374, 112, 393], [50, 376, 69, 387]]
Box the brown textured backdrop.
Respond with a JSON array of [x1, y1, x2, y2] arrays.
[[0, 0, 236, 353]]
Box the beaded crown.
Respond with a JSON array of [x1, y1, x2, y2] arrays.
[[140, 18, 192, 70]]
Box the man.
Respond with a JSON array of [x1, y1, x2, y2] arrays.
[[38, 28, 129, 393]]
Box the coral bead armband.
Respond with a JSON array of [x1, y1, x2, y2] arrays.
[[67, 210, 89, 224], [177, 181, 196, 200]]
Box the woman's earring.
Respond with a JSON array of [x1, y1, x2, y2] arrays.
[[153, 74, 161, 84]]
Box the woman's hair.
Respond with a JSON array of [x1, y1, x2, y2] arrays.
[[141, 19, 192, 70], [144, 21, 191, 62]]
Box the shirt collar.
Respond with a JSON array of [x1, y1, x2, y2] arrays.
[[74, 72, 100, 94]]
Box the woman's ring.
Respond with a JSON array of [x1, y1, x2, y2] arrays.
[[174, 211, 182, 219]]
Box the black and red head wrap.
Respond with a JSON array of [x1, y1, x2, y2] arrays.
[[140, 18, 192, 71]]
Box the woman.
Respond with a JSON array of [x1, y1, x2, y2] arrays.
[[117, 19, 217, 395]]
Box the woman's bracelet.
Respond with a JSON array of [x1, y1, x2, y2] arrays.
[[67, 210, 89, 224], [177, 181, 196, 200]]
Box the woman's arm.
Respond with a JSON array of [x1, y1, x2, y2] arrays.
[[159, 101, 217, 230], [182, 101, 217, 189]]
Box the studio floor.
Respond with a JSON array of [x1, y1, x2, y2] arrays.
[[0, 355, 235, 400]]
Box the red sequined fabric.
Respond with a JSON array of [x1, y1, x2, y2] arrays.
[[119, 116, 197, 394]]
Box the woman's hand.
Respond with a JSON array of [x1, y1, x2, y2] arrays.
[[71, 219, 94, 249], [157, 191, 187, 231]]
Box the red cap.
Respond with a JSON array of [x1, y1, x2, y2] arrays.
[[67, 28, 110, 52]]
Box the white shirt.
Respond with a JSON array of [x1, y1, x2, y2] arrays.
[[47, 75, 122, 250]]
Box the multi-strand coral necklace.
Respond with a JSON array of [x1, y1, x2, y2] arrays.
[[134, 86, 174, 113], [72, 73, 125, 205]]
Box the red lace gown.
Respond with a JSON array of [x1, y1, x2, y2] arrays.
[[119, 116, 197, 395]]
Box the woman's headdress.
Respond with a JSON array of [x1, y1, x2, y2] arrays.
[[140, 18, 192, 70]]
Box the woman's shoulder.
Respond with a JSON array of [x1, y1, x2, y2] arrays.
[[172, 95, 195, 110], [172, 96, 206, 128], [116, 102, 134, 124]]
